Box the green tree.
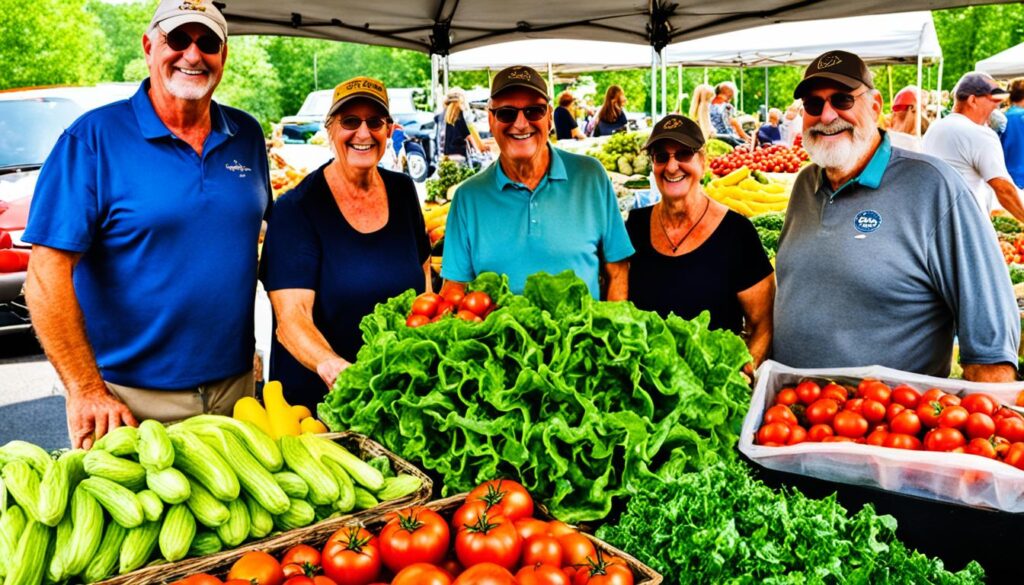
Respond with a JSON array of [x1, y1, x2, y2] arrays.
[[934, 4, 1024, 89], [217, 37, 284, 134], [87, 0, 157, 82], [0, 0, 106, 89]]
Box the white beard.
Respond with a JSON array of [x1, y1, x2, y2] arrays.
[[163, 72, 216, 101], [803, 119, 875, 175]]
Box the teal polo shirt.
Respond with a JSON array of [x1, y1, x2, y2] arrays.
[[441, 146, 634, 297]]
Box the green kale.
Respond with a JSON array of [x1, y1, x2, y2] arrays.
[[751, 211, 786, 232], [1009, 264, 1024, 285]]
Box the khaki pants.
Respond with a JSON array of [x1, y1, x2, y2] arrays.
[[105, 372, 254, 424]]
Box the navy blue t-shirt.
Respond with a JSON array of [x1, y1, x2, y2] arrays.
[[594, 111, 627, 137], [260, 166, 429, 409], [444, 113, 471, 157], [553, 106, 578, 140]]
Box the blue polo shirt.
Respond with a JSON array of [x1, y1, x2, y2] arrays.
[[441, 146, 634, 297], [24, 80, 270, 389]]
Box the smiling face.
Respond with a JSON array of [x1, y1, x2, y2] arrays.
[[144, 23, 225, 102], [801, 83, 881, 174], [489, 88, 551, 166], [326, 100, 393, 173], [650, 139, 704, 201]]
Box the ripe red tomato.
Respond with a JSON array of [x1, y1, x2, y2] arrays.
[[921, 388, 945, 403], [996, 416, 1024, 442], [775, 388, 798, 406], [452, 500, 490, 531], [284, 578, 335, 585], [861, 382, 892, 406], [516, 564, 570, 585], [514, 518, 550, 542], [1003, 442, 1024, 470], [820, 383, 849, 403], [938, 405, 969, 430], [392, 563, 453, 585], [786, 425, 808, 445], [461, 291, 494, 317], [757, 422, 792, 445], [885, 403, 906, 422], [866, 429, 888, 446], [558, 532, 598, 566], [452, 563, 518, 585], [442, 287, 466, 309], [467, 479, 534, 522], [171, 575, 224, 585], [763, 405, 798, 426], [379, 507, 450, 573], [546, 521, 576, 538], [228, 552, 284, 585], [833, 411, 869, 438], [282, 545, 321, 574], [890, 410, 922, 436], [961, 393, 998, 416], [411, 293, 442, 317], [572, 555, 634, 585], [861, 399, 887, 424], [455, 511, 522, 570], [924, 428, 966, 452], [964, 437, 997, 459], [939, 394, 961, 408], [883, 433, 922, 450], [322, 527, 381, 585], [807, 424, 834, 442], [457, 310, 484, 323], [795, 381, 822, 405], [804, 399, 839, 426], [843, 398, 864, 414], [521, 534, 563, 566], [994, 407, 1023, 421], [436, 301, 457, 317], [405, 313, 430, 327], [916, 401, 943, 428]]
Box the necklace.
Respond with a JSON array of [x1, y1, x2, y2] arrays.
[[658, 198, 710, 253]]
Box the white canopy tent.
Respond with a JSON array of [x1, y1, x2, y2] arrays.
[[976, 42, 1024, 80]]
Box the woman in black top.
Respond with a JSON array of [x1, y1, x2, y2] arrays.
[[626, 114, 774, 371], [592, 85, 628, 137], [442, 88, 485, 159], [553, 91, 585, 140]]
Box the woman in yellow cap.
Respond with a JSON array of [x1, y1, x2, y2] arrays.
[[260, 77, 431, 410]]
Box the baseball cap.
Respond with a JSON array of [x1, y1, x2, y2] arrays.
[[490, 66, 548, 100], [954, 73, 1009, 101], [643, 114, 706, 151], [794, 50, 874, 99], [149, 0, 227, 41], [326, 77, 390, 120], [892, 86, 919, 112]]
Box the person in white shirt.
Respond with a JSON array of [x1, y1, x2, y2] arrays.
[[923, 72, 1024, 222], [779, 100, 803, 146]]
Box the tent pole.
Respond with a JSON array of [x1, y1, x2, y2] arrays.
[[547, 63, 554, 101], [651, 47, 658, 122], [677, 64, 683, 112], [739, 68, 744, 113], [661, 50, 667, 117], [916, 53, 923, 137], [764, 66, 769, 114], [936, 57, 944, 120], [430, 55, 438, 110], [887, 65, 894, 108], [442, 56, 450, 97]]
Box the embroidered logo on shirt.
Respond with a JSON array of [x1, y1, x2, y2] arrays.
[[853, 210, 881, 233], [226, 160, 251, 178]]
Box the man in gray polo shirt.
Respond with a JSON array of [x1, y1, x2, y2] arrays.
[[774, 50, 1019, 382]]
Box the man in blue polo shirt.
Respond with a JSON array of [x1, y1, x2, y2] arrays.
[[774, 50, 1018, 382], [441, 65, 633, 299], [23, 0, 270, 448]]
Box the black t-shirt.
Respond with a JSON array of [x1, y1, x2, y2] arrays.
[[259, 166, 430, 411], [594, 111, 627, 137], [553, 106, 578, 140], [625, 207, 772, 333], [444, 112, 471, 157]]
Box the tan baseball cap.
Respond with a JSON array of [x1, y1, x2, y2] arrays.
[[326, 77, 390, 120], [149, 0, 227, 41]]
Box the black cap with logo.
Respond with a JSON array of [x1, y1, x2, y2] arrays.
[[643, 114, 706, 151], [490, 66, 549, 100], [794, 50, 874, 99]]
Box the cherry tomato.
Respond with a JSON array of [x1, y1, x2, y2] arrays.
[[916, 401, 943, 428], [961, 393, 998, 416], [461, 291, 494, 318], [453, 563, 518, 585], [891, 385, 922, 409], [757, 422, 792, 445], [964, 413, 996, 440], [861, 399, 887, 424], [763, 405, 798, 426], [406, 314, 431, 327], [938, 405, 969, 429], [521, 534, 563, 567], [517, 564, 571, 585], [996, 416, 1024, 442], [807, 424, 834, 442], [455, 511, 522, 570], [379, 507, 450, 573], [467, 479, 535, 522], [883, 433, 922, 450], [795, 381, 822, 405], [392, 563, 453, 585], [558, 531, 598, 566], [805, 399, 839, 426], [924, 428, 966, 452], [890, 410, 922, 436], [833, 411, 869, 438], [786, 425, 808, 445], [964, 437, 997, 459], [411, 293, 442, 317], [820, 383, 849, 403], [775, 388, 798, 406], [228, 552, 284, 585], [321, 527, 381, 585]]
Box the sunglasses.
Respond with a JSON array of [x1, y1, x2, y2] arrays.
[[802, 90, 868, 116], [164, 29, 223, 55], [651, 148, 697, 164], [335, 115, 391, 131], [489, 105, 548, 124]]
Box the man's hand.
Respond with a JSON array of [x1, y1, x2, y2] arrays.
[[316, 357, 351, 388], [66, 389, 137, 449]]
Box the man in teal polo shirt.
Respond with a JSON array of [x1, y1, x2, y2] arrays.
[[441, 66, 633, 299], [774, 50, 1018, 382]]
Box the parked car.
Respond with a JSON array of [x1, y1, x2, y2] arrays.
[[0, 83, 137, 335]]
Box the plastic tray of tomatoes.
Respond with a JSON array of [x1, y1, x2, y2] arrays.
[[740, 360, 1024, 512], [167, 479, 661, 585]]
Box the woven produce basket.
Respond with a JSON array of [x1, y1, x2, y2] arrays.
[[95, 432, 432, 585]]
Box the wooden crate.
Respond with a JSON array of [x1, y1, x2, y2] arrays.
[[95, 432, 432, 585]]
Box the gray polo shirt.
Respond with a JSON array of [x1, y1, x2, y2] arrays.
[[774, 132, 1019, 376]]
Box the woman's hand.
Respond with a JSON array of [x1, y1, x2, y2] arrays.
[[316, 356, 351, 388]]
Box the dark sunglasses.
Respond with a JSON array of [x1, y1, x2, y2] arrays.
[[651, 148, 697, 164], [336, 115, 391, 131], [489, 105, 548, 124], [164, 29, 223, 55], [802, 90, 867, 116]]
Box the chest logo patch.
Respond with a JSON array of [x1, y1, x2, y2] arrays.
[[853, 210, 881, 233], [226, 160, 252, 178]]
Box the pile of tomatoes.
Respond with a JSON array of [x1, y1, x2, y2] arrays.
[[407, 289, 496, 328], [755, 378, 1024, 469], [998, 234, 1024, 265], [709, 144, 809, 176], [171, 479, 634, 585]]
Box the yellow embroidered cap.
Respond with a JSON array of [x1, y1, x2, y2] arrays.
[[327, 77, 390, 120]]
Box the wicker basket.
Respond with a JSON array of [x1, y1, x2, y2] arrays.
[[95, 432, 432, 585]]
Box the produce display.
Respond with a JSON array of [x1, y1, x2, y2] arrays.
[[753, 378, 1024, 466], [704, 138, 734, 158], [234, 381, 328, 437], [708, 144, 808, 176], [426, 158, 478, 204], [424, 202, 451, 247], [405, 290, 497, 327], [171, 479, 644, 585], [750, 212, 785, 260], [705, 167, 790, 217], [596, 462, 985, 584], [589, 132, 651, 177], [270, 151, 310, 200], [0, 419, 422, 583], [319, 270, 752, 523]]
